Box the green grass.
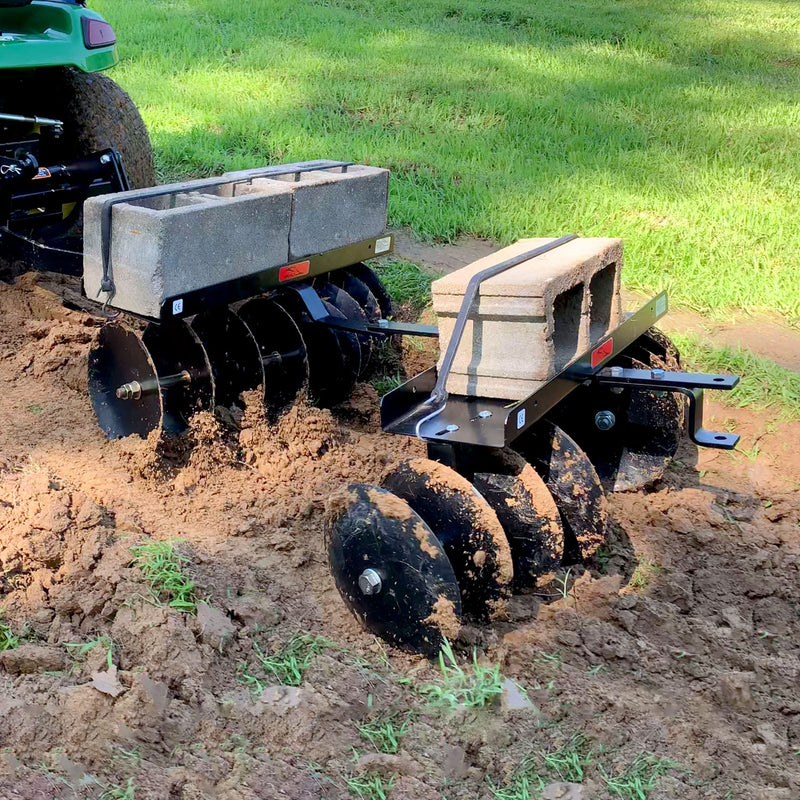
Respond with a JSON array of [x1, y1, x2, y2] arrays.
[[672, 333, 800, 419], [65, 635, 116, 669], [601, 754, 680, 800], [372, 258, 432, 313], [129, 541, 198, 613], [358, 712, 411, 754], [346, 774, 395, 800], [99, 780, 136, 800], [0, 614, 18, 652], [96, 0, 800, 320], [240, 633, 331, 689], [541, 734, 593, 783], [489, 756, 546, 800], [418, 640, 506, 708]]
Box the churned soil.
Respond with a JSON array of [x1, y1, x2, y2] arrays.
[[0, 274, 799, 799]]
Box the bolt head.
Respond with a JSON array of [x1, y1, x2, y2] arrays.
[[651, 368, 665, 380], [595, 410, 616, 431], [478, 410, 492, 419], [445, 424, 459, 432], [358, 568, 382, 596], [610, 366, 624, 378], [99, 154, 112, 164]]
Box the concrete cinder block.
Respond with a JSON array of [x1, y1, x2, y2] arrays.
[[268, 165, 389, 259], [431, 237, 623, 400], [83, 163, 389, 318]]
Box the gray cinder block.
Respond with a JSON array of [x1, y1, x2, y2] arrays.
[[83, 164, 389, 318], [431, 237, 623, 400]]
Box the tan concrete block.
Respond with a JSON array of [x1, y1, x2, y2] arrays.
[[431, 237, 623, 400]]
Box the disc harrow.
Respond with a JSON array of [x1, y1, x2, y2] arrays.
[[87, 261, 392, 439], [76, 161, 743, 659]]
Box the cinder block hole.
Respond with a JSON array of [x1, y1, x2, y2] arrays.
[[552, 283, 584, 370], [589, 263, 617, 341]]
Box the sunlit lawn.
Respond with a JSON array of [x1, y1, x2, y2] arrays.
[[98, 0, 800, 320]]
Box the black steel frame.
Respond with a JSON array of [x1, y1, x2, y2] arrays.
[[379, 290, 740, 451]]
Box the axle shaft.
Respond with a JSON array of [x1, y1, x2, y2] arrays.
[[116, 370, 190, 400]]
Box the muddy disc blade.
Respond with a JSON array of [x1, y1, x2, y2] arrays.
[[237, 297, 309, 415], [191, 308, 264, 407], [326, 484, 462, 656], [514, 422, 610, 563], [471, 449, 564, 590], [142, 322, 214, 436], [547, 348, 683, 492], [316, 281, 372, 376], [273, 291, 360, 408], [88, 324, 162, 439], [382, 458, 513, 621]]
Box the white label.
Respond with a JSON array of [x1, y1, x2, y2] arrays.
[[516, 408, 526, 429], [375, 236, 392, 255], [172, 298, 184, 315], [655, 294, 667, 317]]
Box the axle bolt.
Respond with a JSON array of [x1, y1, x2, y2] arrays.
[[595, 410, 616, 431], [358, 568, 383, 596], [100, 154, 112, 165], [651, 368, 665, 380], [610, 366, 623, 378]]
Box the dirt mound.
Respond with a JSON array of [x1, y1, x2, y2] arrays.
[[1, 275, 799, 799]]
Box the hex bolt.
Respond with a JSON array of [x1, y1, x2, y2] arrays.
[[610, 366, 624, 378], [478, 410, 492, 418], [595, 410, 616, 431], [445, 424, 459, 432], [651, 368, 665, 380], [358, 568, 383, 596], [377, 319, 389, 328], [99, 154, 112, 164]]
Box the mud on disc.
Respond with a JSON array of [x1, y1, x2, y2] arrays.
[[471, 448, 565, 590], [326, 484, 462, 656], [382, 458, 513, 622], [514, 422, 611, 564]]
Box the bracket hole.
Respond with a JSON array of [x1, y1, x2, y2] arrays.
[[713, 377, 725, 382], [714, 434, 728, 441]]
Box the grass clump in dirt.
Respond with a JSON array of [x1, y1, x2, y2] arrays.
[[346, 774, 395, 800], [130, 540, 198, 614], [542, 734, 593, 783], [240, 633, 331, 690], [489, 754, 546, 800], [65, 635, 116, 669], [99, 779, 136, 800], [671, 333, 800, 420], [373, 258, 431, 314], [358, 711, 411, 754], [601, 754, 681, 799], [418, 640, 505, 708], [0, 613, 19, 651]]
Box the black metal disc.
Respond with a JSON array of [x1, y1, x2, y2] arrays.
[[236, 297, 309, 415], [142, 322, 214, 436], [273, 291, 360, 408], [88, 324, 163, 439], [316, 281, 372, 376], [546, 343, 683, 492], [190, 308, 264, 408], [326, 484, 462, 656], [514, 422, 611, 564], [381, 458, 513, 622], [330, 269, 381, 323], [471, 448, 565, 590], [347, 262, 394, 319]]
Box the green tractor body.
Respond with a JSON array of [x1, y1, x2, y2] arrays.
[[0, 0, 154, 279], [0, 0, 118, 73]]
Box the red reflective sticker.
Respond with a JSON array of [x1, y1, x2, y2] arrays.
[[591, 338, 613, 368], [279, 261, 310, 282], [33, 168, 51, 180]]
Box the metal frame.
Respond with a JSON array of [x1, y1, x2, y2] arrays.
[[380, 290, 740, 451]]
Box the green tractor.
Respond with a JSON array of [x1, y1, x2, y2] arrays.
[[0, 0, 154, 277]]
